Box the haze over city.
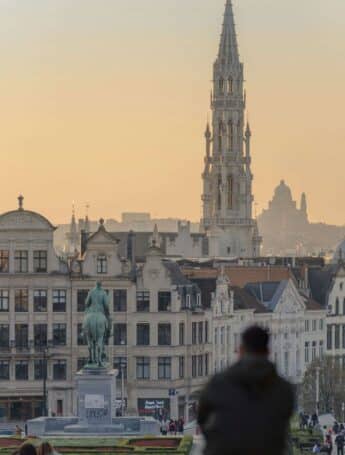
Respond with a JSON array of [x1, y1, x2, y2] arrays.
[[1, 0, 344, 224]]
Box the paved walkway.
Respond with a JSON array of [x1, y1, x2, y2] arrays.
[[191, 436, 205, 455]]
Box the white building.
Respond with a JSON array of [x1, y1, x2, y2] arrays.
[[0, 199, 212, 423]]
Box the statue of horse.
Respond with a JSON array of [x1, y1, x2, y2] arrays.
[[82, 282, 110, 367]]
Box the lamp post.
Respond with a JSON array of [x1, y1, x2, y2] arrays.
[[120, 365, 125, 416], [41, 340, 52, 417], [315, 366, 321, 415]]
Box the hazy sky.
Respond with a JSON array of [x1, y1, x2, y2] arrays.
[[0, 0, 344, 225]]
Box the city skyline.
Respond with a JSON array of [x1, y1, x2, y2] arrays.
[[0, 0, 344, 224]]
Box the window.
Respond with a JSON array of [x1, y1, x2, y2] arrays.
[[219, 78, 224, 92], [158, 292, 171, 312], [137, 324, 150, 346], [0, 324, 9, 348], [228, 77, 233, 94], [78, 358, 88, 371], [53, 324, 66, 346], [15, 324, 28, 349], [304, 320, 309, 332], [114, 290, 127, 312], [15, 361, 28, 380], [335, 325, 340, 349], [15, 289, 28, 312], [192, 355, 197, 378], [312, 341, 317, 361], [34, 359, 47, 380], [77, 290, 89, 312], [192, 322, 197, 345], [343, 325, 345, 349], [136, 291, 150, 312], [320, 319, 324, 331], [198, 355, 203, 376], [158, 357, 171, 380], [34, 324, 47, 347], [97, 254, 107, 274], [77, 324, 86, 346], [0, 290, 9, 311], [114, 357, 127, 379], [179, 322, 185, 345], [0, 250, 9, 273], [53, 360, 67, 380], [158, 323, 171, 346], [113, 323, 127, 346], [14, 250, 28, 273], [205, 353, 209, 376], [179, 356, 185, 379], [136, 357, 150, 380], [0, 361, 9, 380], [221, 327, 225, 345], [327, 325, 332, 350], [312, 320, 317, 331], [53, 290, 66, 312], [33, 250, 47, 273], [198, 322, 203, 344], [34, 290, 47, 312], [304, 342, 309, 363], [336, 298, 340, 316], [341, 282, 344, 291], [343, 298, 345, 316], [205, 321, 209, 343], [319, 340, 324, 358]]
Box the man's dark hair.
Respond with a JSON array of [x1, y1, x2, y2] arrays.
[[242, 325, 269, 354]]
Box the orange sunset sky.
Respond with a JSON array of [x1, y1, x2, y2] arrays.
[[0, 0, 344, 225]]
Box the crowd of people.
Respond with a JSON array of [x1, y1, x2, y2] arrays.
[[311, 421, 345, 454], [160, 418, 184, 436], [12, 441, 57, 455]]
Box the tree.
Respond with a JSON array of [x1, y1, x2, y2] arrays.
[[302, 357, 345, 420]]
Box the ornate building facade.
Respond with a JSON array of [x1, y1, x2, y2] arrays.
[[201, 0, 261, 258]]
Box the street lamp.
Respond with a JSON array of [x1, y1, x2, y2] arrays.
[[315, 366, 321, 416], [40, 340, 52, 417]]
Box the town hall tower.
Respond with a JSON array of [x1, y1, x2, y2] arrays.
[[201, 0, 261, 257]]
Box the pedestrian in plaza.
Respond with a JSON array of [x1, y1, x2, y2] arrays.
[[177, 417, 184, 434], [169, 419, 176, 435], [312, 442, 321, 453], [197, 326, 294, 455], [335, 433, 345, 455], [160, 420, 168, 436]]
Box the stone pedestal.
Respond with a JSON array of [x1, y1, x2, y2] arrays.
[[76, 367, 118, 427]]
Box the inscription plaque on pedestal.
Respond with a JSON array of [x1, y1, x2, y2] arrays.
[[76, 368, 117, 427]]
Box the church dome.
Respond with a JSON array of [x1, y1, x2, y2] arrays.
[[273, 180, 293, 204]]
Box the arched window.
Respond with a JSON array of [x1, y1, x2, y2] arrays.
[[218, 121, 223, 151], [227, 120, 233, 150], [217, 175, 222, 210], [219, 78, 224, 93], [335, 297, 340, 315], [228, 77, 233, 94], [227, 175, 233, 209]]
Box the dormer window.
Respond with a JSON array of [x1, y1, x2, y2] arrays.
[[97, 254, 107, 274], [196, 294, 201, 308]]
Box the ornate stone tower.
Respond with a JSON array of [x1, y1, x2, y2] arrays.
[[201, 0, 261, 258]]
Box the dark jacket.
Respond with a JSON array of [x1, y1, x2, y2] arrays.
[[197, 356, 294, 455]]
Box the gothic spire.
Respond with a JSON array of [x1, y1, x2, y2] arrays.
[[217, 0, 240, 66]]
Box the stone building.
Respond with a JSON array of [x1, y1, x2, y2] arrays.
[[0, 199, 212, 422], [0, 196, 72, 421], [187, 266, 326, 385], [200, 0, 261, 258]]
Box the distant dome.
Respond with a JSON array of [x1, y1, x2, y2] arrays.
[[0, 209, 55, 232], [273, 180, 293, 204]]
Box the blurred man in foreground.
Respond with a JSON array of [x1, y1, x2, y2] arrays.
[[198, 326, 294, 455]]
